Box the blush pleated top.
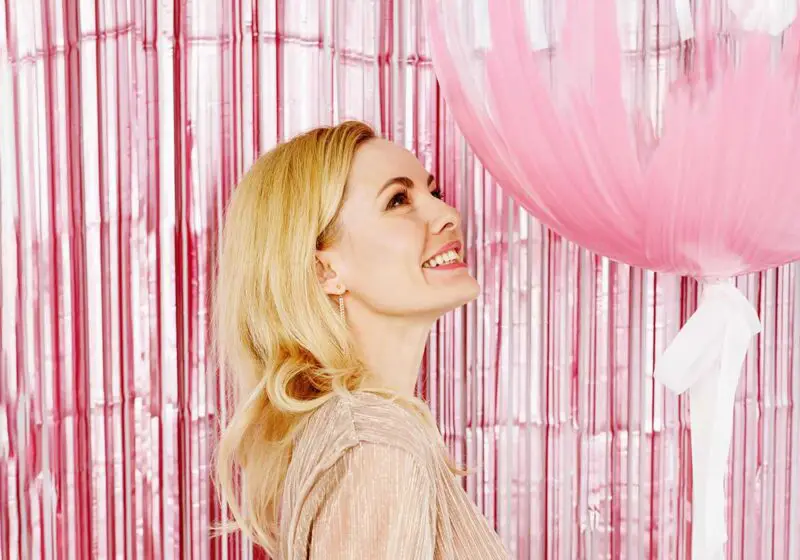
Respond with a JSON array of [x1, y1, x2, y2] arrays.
[[278, 391, 510, 559]]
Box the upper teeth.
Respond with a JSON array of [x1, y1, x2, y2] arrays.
[[423, 250, 460, 268]]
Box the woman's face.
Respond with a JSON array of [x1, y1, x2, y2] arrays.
[[319, 138, 479, 319]]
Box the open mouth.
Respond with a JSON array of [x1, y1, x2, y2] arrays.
[[422, 241, 465, 269], [422, 250, 462, 268]]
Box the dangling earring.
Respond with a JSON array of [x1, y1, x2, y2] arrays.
[[338, 294, 345, 322]]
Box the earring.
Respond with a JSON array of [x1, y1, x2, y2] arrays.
[[338, 294, 345, 322]]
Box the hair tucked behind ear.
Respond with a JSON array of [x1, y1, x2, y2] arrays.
[[212, 121, 375, 553]]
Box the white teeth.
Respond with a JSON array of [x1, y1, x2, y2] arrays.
[[423, 249, 461, 268]]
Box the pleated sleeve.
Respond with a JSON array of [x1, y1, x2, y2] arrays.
[[307, 441, 436, 559]]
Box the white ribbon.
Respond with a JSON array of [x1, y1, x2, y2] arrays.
[[728, 0, 797, 35], [654, 279, 762, 560]]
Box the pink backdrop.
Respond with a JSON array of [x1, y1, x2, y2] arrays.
[[1, 1, 798, 559]]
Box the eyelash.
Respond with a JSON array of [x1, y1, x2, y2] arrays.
[[388, 187, 443, 209]]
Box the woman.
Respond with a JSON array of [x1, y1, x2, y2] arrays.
[[214, 121, 509, 559]]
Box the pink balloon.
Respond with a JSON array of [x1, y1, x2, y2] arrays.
[[424, 0, 800, 278]]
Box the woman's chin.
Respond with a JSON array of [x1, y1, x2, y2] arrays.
[[431, 276, 480, 314]]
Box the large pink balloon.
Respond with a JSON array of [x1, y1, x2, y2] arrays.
[[425, 0, 800, 278], [425, 2, 800, 558]]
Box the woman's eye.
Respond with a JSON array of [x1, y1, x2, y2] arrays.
[[388, 191, 410, 209]]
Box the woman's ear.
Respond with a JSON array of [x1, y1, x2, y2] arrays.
[[315, 252, 346, 296]]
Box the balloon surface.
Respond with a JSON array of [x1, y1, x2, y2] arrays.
[[425, 2, 800, 558], [425, 0, 800, 279]]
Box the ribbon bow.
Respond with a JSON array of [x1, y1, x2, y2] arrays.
[[654, 279, 762, 559]]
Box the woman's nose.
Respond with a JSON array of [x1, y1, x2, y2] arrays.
[[429, 200, 461, 235]]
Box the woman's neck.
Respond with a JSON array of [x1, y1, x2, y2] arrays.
[[346, 308, 435, 399]]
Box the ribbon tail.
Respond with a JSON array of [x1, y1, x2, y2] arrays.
[[689, 321, 754, 558], [654, 280, 761, 560]]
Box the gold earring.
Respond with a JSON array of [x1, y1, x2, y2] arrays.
[[338, 295, 345, 322]]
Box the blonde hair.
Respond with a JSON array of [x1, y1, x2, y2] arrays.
[[212, 121, 467, 555]]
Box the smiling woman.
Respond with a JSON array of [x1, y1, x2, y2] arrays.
[[213, 121, 508, 559], [319, 137, 480, 332]]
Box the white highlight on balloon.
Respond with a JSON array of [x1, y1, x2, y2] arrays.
[[675, 0, 696, 40], [523, 0, 550, 51], [469, 0, 492, 50], [654, 279, 762, 560], [728, 0, 797, 35]]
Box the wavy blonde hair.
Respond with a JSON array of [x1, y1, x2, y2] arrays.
[[213, 121, 467, 555]]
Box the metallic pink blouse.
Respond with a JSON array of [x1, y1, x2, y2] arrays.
[[278, 391, 509, 559]]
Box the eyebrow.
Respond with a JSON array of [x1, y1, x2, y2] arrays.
[[377, 174, 436, 197]]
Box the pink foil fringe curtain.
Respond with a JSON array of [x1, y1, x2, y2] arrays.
[[0, 1, 798, 559]]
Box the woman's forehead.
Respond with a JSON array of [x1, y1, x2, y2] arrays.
[[347, 139, 429, 190]]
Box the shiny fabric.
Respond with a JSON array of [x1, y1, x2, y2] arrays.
[[280, 391, 509, 559], [2, 0, 799, 559]]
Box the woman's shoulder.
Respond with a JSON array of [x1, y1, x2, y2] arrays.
[[280, 392, 442, 557], [296, 390, 440, 465], [282, 391, 441, 527]]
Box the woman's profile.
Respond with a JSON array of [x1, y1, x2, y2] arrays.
[[213, 121, 509, 559]]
